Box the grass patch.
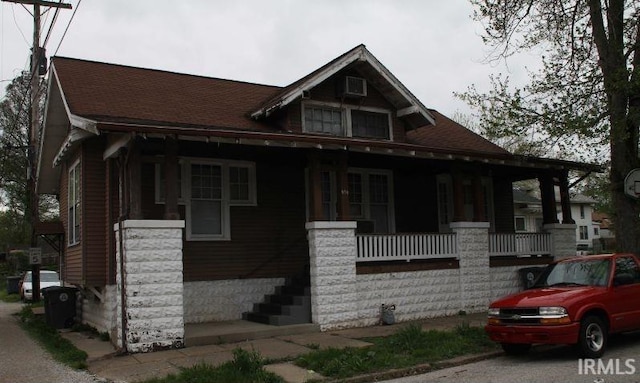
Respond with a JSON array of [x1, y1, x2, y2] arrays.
[[141, 348, 284, 383], [17, 306, 88, 369], [295, 323, 498, 379]]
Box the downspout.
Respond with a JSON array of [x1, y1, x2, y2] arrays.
[[117, 148, 130, 353]]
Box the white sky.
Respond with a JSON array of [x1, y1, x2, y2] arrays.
[[0, 0, 540, 119]]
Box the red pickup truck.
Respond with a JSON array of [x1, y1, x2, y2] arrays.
[[485, 253, 640, 357]]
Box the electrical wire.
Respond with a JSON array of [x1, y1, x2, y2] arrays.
[[10, 4, 29, 47], [53, 0, 81, 57]]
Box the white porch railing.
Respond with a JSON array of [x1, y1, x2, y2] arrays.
[[356, 233, 458, 262], [489, 233, 552, 257]]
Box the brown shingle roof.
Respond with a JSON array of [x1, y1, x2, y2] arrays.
[[407, 110, 511, 156], [51, 56, 508, 157], [52, 57, 281, 131]]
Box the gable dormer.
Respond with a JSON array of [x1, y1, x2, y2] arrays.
[[251, 45, 435, 142]]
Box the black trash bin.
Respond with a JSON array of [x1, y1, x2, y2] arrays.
[[42, 286, 77, 329], [6, 276, 21, 295], [518, 267, 545, 290]]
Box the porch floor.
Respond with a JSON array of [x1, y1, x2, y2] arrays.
[[184, 319, 321, 347]]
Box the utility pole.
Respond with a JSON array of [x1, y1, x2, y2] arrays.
[[2, 0, 71, 301]]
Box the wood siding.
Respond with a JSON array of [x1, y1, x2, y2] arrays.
[[60, 151, 82, 284], [140, 144, 309, 281], [285, 68, 407, 142], [82, 138, 107, 285]]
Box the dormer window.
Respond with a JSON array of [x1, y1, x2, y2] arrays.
[[302, 101, 392, 140]]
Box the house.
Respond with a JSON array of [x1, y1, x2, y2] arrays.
[[592, 211, 616, 251], [513, 188, 599, 252], [36, 44, 599, 353]]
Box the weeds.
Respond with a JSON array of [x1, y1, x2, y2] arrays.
[[141, 348, 284, 383], [295, 324, 498, 379], [17, 306, 88, 369]]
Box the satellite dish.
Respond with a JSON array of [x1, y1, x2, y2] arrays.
[[624, 168, 640, 198]]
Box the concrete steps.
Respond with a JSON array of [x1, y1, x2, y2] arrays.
[[242, 277, 311, 326]]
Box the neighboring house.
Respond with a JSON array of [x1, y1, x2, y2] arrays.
[[512, 188, 599, 252], [592, 211, 616, 251], [35, 45, 599, 353]]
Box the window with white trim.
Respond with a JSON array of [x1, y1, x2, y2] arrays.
[[307, 168, 394, 233], [436, 174, 495, 231], [302, 102, 392, 140], [155, 158, 256, 240], [579, 225, 589, 240], [515, 216, 526, 232], [68, 160, 81, 245]]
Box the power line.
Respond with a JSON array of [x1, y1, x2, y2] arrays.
[[10, 4, 29, 46], [42, 3, 59, 48], [52, 0, 79, 56]]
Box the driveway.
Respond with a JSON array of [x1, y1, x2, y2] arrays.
[[0, 301, 106, 383]]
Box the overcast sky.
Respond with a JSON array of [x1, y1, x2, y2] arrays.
[[0, 0, 540, 119]]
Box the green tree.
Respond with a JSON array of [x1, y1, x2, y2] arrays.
[[0, 73, 57, 251], [461, 0, 640, 253]]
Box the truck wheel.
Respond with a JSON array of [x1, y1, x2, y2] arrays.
[[501, 343, 531, 355], [578, 316, 607, 358]]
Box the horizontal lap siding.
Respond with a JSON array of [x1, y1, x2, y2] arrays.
[[61, 152, 82, 285], [140, 149, 309, 282], [83, 139, 107, 285]]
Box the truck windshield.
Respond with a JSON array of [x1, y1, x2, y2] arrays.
[[533, 259, 611, 288]]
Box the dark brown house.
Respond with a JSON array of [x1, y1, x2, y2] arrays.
[[36, 45, 597, 352]]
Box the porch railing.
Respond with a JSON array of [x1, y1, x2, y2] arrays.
[[356, 233, 458, 262], [488, 233, 552, 257]]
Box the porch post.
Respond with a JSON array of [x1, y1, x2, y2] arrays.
[[543, 223, 577, 260], [451, 222, 491, 313], [307, 152, 323, 221], [452, 172, 466, 222], [164, 137, 180, 220], [558, 171, 575, 224], [128, 140, 143, 219], [336, 152, 351, 221], [114, 219, 185, 353], [472, 172, 486, 222], [538, 173, 559, 224], [306, 221, 358, 330]]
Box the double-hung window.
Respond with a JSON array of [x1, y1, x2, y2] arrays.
[[155, 158, 256, 241], [68, 160, 81, 245], [303, 102, 392, 140]]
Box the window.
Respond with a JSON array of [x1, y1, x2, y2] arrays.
[[309, 168, 394, 233], [302, 102, 392, 140], [594, 227, 599, 236], [436, 174, 494, 231], [190, 163, 223, 238], [68, 161, 81, 245], [156, 158, 256, 240], [351, 110, 390, 139], [579, 225, 589, 240], [614, 257, 640, 284], [515, 216, 526, 232], [304, 106, 343, 136], [580, 205, 585, 219]]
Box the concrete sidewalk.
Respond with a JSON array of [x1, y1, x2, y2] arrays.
[[62, 312, 488, 383]]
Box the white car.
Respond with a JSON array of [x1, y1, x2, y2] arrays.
[[20, 270, 61, 301]]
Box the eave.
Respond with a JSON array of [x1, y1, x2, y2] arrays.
[[37, 64, 99, 194], [95, 120, 602, 174], [250, 45, 435, 128]]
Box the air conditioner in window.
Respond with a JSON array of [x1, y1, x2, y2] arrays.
[[343, 76, 367, 97]]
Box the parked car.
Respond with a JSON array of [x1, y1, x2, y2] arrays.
[[20, 270, 61, 301], [485, 253, 640, 357]]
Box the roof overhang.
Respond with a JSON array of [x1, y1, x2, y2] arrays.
[[37, 64, 99, 194], [94, 120, 602, 174], [250, 45, 435, 128]]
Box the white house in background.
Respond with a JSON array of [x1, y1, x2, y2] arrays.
[[513, 188, 598, 252]]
